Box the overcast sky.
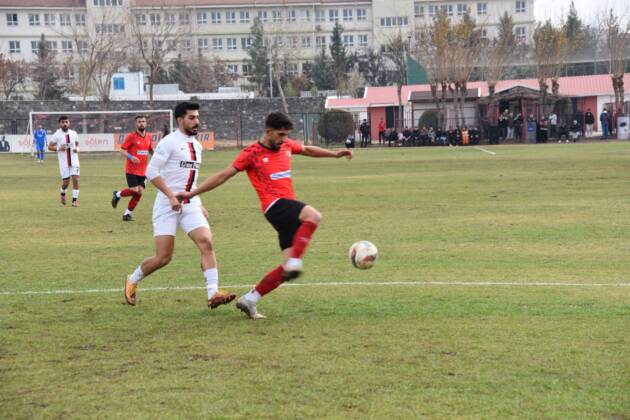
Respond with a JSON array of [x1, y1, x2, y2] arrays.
[[535, 0, 629, 25]]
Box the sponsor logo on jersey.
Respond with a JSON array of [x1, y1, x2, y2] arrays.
[[270, 170, 291, 180], [180, 161, 201, 169], [137, 150, 149, 155]]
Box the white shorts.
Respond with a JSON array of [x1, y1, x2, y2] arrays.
[[59, 164, 80, 179], [152, 202, 209, 237]]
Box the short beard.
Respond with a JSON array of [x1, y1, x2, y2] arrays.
[[184, 126, 198, 136]]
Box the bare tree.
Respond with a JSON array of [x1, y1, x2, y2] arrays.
[[126, 3, 189, 107], [0, 54, 27, 100], [383, 31, 409, 131], [483, 13, 516, 117], [603, 10, 630, 115], [532, 21, 567, 115]]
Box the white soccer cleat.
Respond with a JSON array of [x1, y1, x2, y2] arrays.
[[282, 258, 303, 280], [235, 296, 266, 320]]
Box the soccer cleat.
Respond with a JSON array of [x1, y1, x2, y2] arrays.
[[282, 258, 303, 281], [207, 289, 236, 309], [72, 201, 80, 207], [236, 296, 266, 320], [111, 191, 121, 208], [122, 214, 133, 222], [60, 194, 66, 206], [124, 275, 137, 306]]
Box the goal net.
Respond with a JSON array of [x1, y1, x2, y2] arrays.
[[25, 109, 173, 154]]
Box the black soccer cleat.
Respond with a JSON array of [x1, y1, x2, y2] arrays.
[[122, 214, 132, 222], [111, 191, 120, 208]]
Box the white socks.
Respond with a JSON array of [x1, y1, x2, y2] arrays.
[[116, 191, 122, 198], [204, 268, 218, 299], [124, 209, 132, 216], [243, 289, 261, 303], [72, 189, 79, 199], [129, 266, 145, 284]]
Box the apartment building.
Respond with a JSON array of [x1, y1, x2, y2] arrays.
[[0, 0, 535, 84]]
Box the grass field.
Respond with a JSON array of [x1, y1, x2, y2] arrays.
[[0, 143, 629, 418]]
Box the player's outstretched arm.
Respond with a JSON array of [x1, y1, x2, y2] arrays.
[[178, 165, 238, 201], [302, 145, 353, 160]]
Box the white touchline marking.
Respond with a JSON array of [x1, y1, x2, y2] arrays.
[[474, 147, 497, 155], [0, 281, 628, 297]]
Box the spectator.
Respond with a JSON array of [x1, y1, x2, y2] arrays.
[[513, 113, 523, 141], [0, 135, 10, 152], [359, 119, 370, 147], [584, 108, 595, 138], [402, 127, 412, 146], [461, 126, 470, 145], [507, 112, 515, 139], [600, 108, 610, 139], [549, 111, 558, 139], [378, 118, 386, 145], [345, 133, 355, 148], [569, 120, 582, 142], [161, 123, 170, 138], [470, 127, 480, 145], [499, 111, 508, 140], [538, 117, 548, 143], [387, 128, 398, 147]]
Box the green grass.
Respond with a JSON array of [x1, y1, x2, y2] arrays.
[[1, 143, 629, 418]]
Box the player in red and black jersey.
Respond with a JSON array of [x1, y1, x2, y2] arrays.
[[111, 115, 154, 221], [177, 112, 352, 319]]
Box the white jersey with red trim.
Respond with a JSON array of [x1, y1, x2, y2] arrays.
[[50, 128, 80, 167], [146, 129, 202, 216]]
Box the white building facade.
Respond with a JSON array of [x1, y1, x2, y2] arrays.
[[0, 0, 535, 86]]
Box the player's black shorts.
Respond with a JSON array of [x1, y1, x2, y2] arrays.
[[126, 173, 146, 188], [264, 198, 307, 250]]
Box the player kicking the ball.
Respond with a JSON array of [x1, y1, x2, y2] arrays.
[[177, 112, 352, 319], [124, 102, 236, 309], [111, 115, 153, 221]]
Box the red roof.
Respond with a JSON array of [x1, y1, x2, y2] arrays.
[[327, 73, 630, 109]]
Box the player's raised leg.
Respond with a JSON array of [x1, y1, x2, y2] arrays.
[[188, 226, 236, 309], [124, 235, 175, 305], [283, 205, 322, 279]]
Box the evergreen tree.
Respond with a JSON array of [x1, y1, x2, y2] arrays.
[[312, 46, 336, 90], [329, 22, 349, 90], [32, 34, 63, 100], [246, 17, 270, 96]]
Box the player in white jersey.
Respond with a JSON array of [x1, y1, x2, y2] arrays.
[[48, 115, 80, 207], [124, 102, 236, 309]]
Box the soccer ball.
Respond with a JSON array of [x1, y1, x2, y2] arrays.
[[348, 241, 378, 269]]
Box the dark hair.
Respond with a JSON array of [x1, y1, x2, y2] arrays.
[[134, 115, 147, 121], [58, 115, 68, 122], [265, 112, 293, 130], [174, 102, 200, 119]]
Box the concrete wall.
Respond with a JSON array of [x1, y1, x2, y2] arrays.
[[0, 97, 326, 143]]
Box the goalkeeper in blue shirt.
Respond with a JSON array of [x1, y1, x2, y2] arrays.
[[33, 124, 47, 163]]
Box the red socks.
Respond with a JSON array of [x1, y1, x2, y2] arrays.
[[290, 221, 318, 259], [128, 191, 142, 211], [120, 188, 134, 197], [254, 266, 284, 296]]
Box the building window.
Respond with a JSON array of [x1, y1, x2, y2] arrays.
[[356, 8, 367, 21], [136, 14, 146, 25], [227, 64, 238, 74], [227, 37, 237, 50], [6, 13, 18, 26], [428, 5, 438, 17], [240, 37, 252, 49], [9, 41, 20, 54], [287, 10, 296, 22], [76, 40, 88, 53], [515, 26, 526, 40], [211, 11, 221, 24], [315, 36, 326, 48], [343, 9, 353, 21], [60, 14, 71, 26], [414, 3, 424, 18], [240, 10, 250, 23], [44, 13, 56, 26], [75, 14, 86, 26], [315, 9, 325, 22], [257, 11, 268, 23], [113, 77, 125, 90], [301, 9, 310, 22], [477, 3, 487, 15], [242, 63, 252, 75], [180, 39, 191, 52], [179, 13, 190, 25], [45, 41, 57, 53], [301, 36, 311, 48], [272, 10, 282, 23], [226, 11, 236, 24], [212, 38, 223, 50], [31, 41, 40, 54], [516, 1, 526, 13], [197, 12, 207, 24], [149, 13, 160, 26], [93, 0, 123, 5], [358, 34, 368, 47], [380, 16, 408, 27], [457, 4, 468, 16], [164, 13, 175, 25], [29, 14, 40, 26], [286, 36, 297, 48], [480, 28, 488, 39], [61, 40, 73, 53], [343, 35, 354, 47], [285, 63, 298, 76], [440, 5, 453, 16], [96, 24, 124, 33], [328, 9, 339, 22], [198, 38, 208, 51]]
